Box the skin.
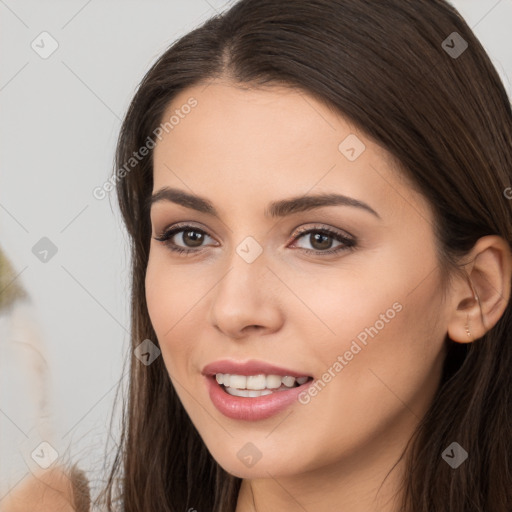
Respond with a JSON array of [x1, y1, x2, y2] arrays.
[[146, 79, 512, 511], [0, 468, 79, 512]]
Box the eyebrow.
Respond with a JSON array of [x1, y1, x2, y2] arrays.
[[147, 187, 381, 219]]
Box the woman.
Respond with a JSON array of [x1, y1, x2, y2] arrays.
[[12, 0, 512, 510]]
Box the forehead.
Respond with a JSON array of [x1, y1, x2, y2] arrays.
[[151, 80, 431, 225], [155, 80, 358, 158]]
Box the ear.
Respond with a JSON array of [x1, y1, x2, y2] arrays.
[[447, 235, 512, 343]]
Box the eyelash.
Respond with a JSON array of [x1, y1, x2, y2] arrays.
[[153, 222, 357, 257]]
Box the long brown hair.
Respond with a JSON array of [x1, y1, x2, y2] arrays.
[[96, 1, 512, 510]]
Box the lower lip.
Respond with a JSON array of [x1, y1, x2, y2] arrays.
[[204, 375, 313, 421]]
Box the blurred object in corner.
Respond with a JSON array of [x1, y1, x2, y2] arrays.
[[0, 248, 28, 311], [0, 464, 91, 512], [0, 246, 91, 511]]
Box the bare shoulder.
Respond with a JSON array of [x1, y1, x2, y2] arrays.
[[0, 465, 90, 512]]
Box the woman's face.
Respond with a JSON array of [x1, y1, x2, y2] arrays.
[[146, 80, 450, 480]]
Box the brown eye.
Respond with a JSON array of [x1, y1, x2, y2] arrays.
[[291, 226, 356, 256], [153, 223, 356, 257], [153, 225, 215, 255], [180, 229, 205, 248], [308, 232, 335, 251]]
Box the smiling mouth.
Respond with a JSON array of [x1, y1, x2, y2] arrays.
[[215, 373, 314, 398]]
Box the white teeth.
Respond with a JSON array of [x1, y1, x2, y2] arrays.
[[225, 388, 274, 397], [229, 374, 247, 388], [281, 376, 296, 388], [265, 375, 283, 389], [246, 374, 267, 390], [214, 373, 310, 391]]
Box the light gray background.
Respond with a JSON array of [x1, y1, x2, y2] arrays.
[[1, 0, 511, 501]]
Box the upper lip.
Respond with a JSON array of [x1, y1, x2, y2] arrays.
[[201, 359, 312, 378]]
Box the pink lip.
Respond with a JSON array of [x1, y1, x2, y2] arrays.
[[201, 359, 313, 421], [201, 359, 312, 378], [204, 374, 314, 421]]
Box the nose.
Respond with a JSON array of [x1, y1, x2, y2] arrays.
[[208, 247, 284, 340]]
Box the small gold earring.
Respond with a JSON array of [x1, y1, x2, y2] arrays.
[[465, 315, 472, 339]]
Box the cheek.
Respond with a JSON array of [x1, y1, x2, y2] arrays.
[[145, 253, 211, 374], [145, 256, 170, 336], [145, 256, 183, 364], [303, 268, 447, 446], [293, 249, 445, 402], [145, 251, 195, 333]]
